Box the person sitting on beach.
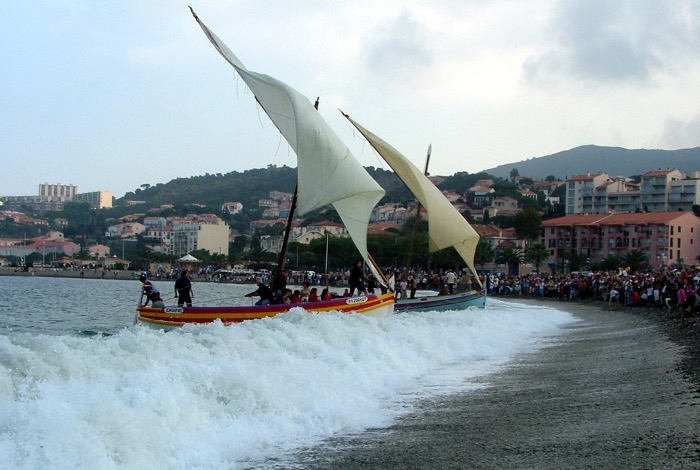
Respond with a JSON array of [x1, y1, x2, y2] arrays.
[[608, 287, 620, 306], [245, 277, 274, 306], [139, 274, 165, 308]]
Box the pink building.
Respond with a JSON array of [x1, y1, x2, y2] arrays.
[[542, 211, 700, 269]]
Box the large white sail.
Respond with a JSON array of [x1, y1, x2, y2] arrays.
[[191, 9, 384, 265], [344, 114, 481, 280]]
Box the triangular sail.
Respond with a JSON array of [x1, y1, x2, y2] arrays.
[[344, 114, 481, 283], [190, 9, 385, 270]]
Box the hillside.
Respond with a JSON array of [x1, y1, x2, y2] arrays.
[[484, 145, 700, 179], [116, 165, 409, 209]]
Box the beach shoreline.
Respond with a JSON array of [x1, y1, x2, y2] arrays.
[[282, 298, 700, 469]]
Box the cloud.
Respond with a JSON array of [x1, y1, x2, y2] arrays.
[[363, 10, 433, 85], [657, 112, 700, 149], [523, 0, 700, 86]]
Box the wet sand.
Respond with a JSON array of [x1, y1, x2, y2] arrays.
[[281, 299, 700, 469]]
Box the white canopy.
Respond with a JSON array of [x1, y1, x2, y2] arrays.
[[177, 254, 200, 262]]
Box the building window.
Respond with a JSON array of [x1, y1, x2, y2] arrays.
[[677, 250, 681, 260], [670, 238, 673, 248], [678, 239, 681, 248], [678, 226, 682, 233]]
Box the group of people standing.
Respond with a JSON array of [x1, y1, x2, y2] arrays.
[[139, 270, 193, 308]]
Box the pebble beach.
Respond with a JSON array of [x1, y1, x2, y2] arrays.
[[284, 298, 700, 469]]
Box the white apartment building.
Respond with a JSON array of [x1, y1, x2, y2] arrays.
[[39, 183, 77, 199], [566, 169, 700, 215], [565, 172, 610, 214]]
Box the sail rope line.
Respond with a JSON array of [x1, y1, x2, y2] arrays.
[[340, 113, 390, 173]]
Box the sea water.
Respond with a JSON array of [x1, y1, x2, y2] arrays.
[[0, 276, 577, 469]]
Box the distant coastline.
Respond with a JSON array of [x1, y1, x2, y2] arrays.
[[0, 267, 139, 281]]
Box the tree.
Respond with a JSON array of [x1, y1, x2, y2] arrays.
[[509, 168, 519, 182], [513, 207, 542, 245], [621, 250, 648, 273], [525, 243, 549, 273], [474, 238, 495, 272], [496, 246, 523, 275]]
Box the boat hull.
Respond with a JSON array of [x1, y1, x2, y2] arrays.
[[136, 292, 395, 328], [394, 289, 486, 312]]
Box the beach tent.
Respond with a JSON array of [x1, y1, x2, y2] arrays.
[[177, 254, 201, 273]]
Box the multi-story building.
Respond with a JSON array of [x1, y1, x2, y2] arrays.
[[667, 172, 700, 211], [39, 183, 77, 199], [170, 220, 229, 257], [73, 191, 113, 209], [566, 169, 699, 215], [565, 172, 610, 214], [639, 169, 686, 212], [0, 196, 66, 212], [542, 211, 700, 269]]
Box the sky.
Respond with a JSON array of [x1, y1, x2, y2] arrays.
[[3, 0, 700, 199]]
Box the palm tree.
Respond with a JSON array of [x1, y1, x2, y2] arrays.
[[525, 243, 549, 273], [621, 250, 648, 273], [474, 238, 495, 272], [496, 246, 523, 275]]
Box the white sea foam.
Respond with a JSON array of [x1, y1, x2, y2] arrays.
[[0, 296, 576, 470]]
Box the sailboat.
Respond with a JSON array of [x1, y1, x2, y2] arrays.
[[343, 113, 486, 312], [135, 9, 395, 328]]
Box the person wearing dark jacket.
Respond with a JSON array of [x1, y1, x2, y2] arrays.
[[246, 277, 274, 306], [174, 270, 193, 307]]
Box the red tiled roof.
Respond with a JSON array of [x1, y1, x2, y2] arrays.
[[567, 173, 605, 181], [543, 211, 696, 226], [642, 169, 678, 177]]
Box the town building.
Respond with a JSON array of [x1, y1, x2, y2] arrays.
[[73, 190, 113, 209], [565, 169, 700, 215], [541, 211, 700, 269], [171, 219, 229, 257], [39, 182, 77, 199]]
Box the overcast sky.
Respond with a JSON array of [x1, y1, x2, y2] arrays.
[[3, 0, 700, 198]]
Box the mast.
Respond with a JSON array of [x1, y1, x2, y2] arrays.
[[270, 186, 298, 293], [404, 144, 432, 275]]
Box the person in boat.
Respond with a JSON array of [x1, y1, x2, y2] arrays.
[[245, 277, 275, 306], [308, 287, 319, 302], [320, 287, 332, 301], [300, 282, 311, 301], [409, 275, 417, 299], [291, 290, 302, 303], [139, 274, 165, 308], [174, 270, 193, 307], [348, 260, 368, 296], [281, 288, 293, 304], [446, 270, 457, 294]]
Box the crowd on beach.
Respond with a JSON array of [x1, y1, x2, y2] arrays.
[[486, 267, 700, 326]]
